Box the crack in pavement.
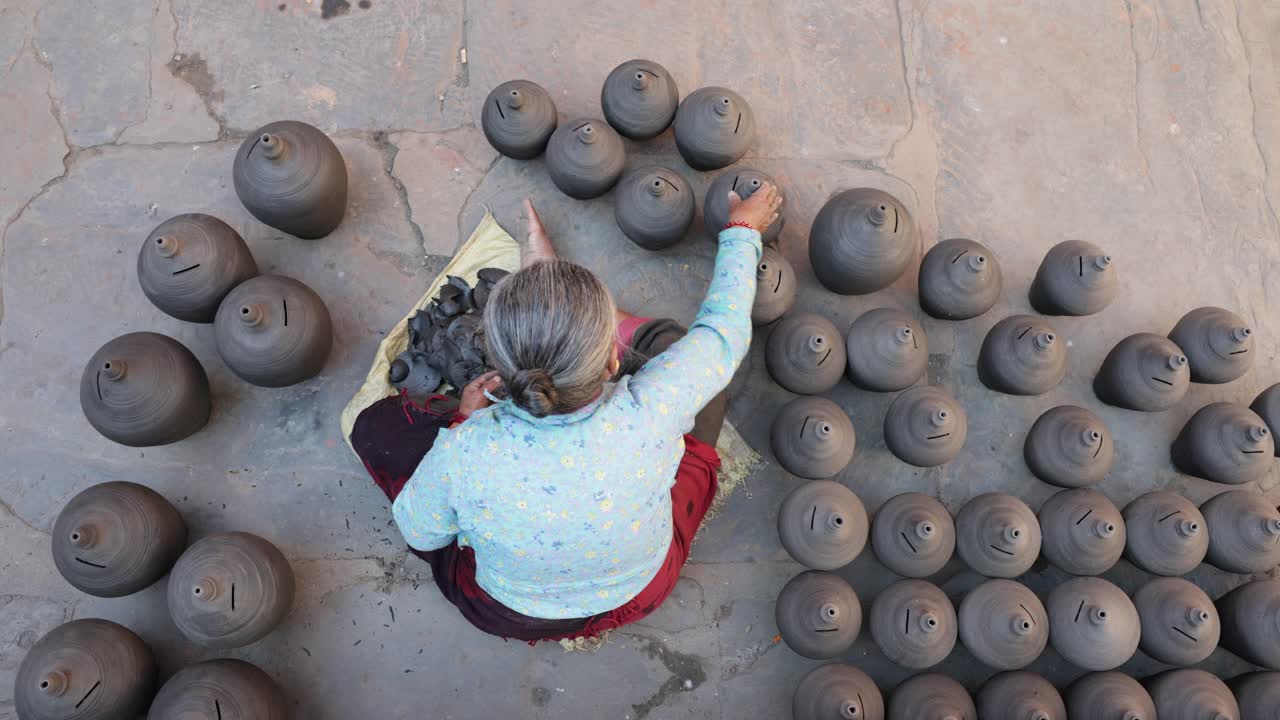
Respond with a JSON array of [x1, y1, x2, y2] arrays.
[[0, 495, 49, 536], [371, 130, 430, 259], [1123, 0, 1157, 193], [1230, 0, 1280, 235]]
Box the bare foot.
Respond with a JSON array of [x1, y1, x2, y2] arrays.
[[522, 198, 557, 266]]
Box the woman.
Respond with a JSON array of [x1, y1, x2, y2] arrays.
[[391, 184, 781, 642]]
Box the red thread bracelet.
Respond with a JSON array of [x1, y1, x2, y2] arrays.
[[724, 221, 756, 231]]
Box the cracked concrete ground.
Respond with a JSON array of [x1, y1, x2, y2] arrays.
[[2, 0, 1279, 717]]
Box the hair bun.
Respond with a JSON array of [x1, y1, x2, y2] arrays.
[[508, 368, 561, 417]]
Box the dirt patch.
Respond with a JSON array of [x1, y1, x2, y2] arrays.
[[630, 636, 707, 718], [166, 53, 223, 107], [321, 0, 351, 18]]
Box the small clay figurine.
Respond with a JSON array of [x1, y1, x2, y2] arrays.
[[1023, 405, 1114, 488], [1046, 577, 1140, 671], [672, 86, 755, 170], [793, 663, 885, 720], [1171, 402, 1274, 484], [168, 532, 295, 648], [845, 307, 928, 392], [138, 213, 258, 323], [1229, 671, 1280, 720], [1134, 577, 1219, 667], [1251, 382, 1280, 457], [389, 351, 443, 399], [978, 315, 1067, 396], [883, 386, 967, 467], [777, 480, 869, 571], [766, 312, 847, 395], [1202, 489, 1280, 574], [148, 659, 288, 720], [810, 188, 918, 296], [80, 332, 211, 447], [703, 167, 785, 244], [775, 570, 861, 659], [545, 118, 626, 199], [870, 492, 956, 578], [917, 238, 1003, 321], [1218, 579, 1280, 670], [1038, 488, 1126, 576], [1028, 240, 1118, 316], [1093, 333, 1190, 411], [1168, 306, 1255, 384], [480, 80, 558, 159], [14, 619, 156, 720], [976, 672, 1066, 720], [1065, 672, 1157, 720], [955, 493, 1041, 578], [614, 165, 694, 250], [869, 579, 957, 669], [1145, 669, 1240, 720], [233, 120, 348, 238], [601, 59, 679, 140], [751, 246, 796, 326], [214, 274, 333, 387], [770, 396, 856, 479], [958, 579, 1048, 670], [887, 674, 975, 720], [1121, 490, 1208, 576]]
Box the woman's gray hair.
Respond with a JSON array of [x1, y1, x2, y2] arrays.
[[483, 259, 617, 417]]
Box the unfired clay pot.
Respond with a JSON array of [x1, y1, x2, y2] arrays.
[[545, 118, 626, 199], [480, 79, 558, 159], [1038, 488, 1126, 576], [778, 480, 869, 571], [52, 481, 186, 598], [771, 396, 856, 479], [1169, 306, 1255, 384], [148, 659, 287, 720], [233, 120, 347, 239], [810, 189, 918, 296], [977, 672, 1066, 720], [1202, 490, 1280, 574], [1065, 672, 1156, 720], [1134, 576, 1219, 666], [869, 579, 957, 669], [917, 238, 1003, 321], [955, 493, 1041, 578], [845, 307, 928, 392], [1146, 669, 1240, 720], [1172, 402, 1274, 484], [138, 214, 258, 323], [1093, 333, 1190, 411], [887, 673, 975, 720], [793, 663, 884, 720], [168, 532, 295, 649], [1251, 383, 1280, 457], [978, 315, 1067, 396], [1218, 579, 1280, 670], [601, 59, 678, 140], [1229, 671, 1280, 720], [883, 386, 967, 467], [14, 619, 156, 720], [214, 274, 333, 387], [80, 332, 211, 447], [958, 579, 1048, 670], [775, 570, 861, 659], [703, 167, 784, 244], [614, 165, 694, 250], [1121, 490, 1208, 576], [871, 493, 956, 578], [767, 312, 847, 394], [752, 246, 796, 326], [1046, 577, 1140, 671], [672, 86, 755, 170], [1023, 406, 1114, 488], [1028, 240, 1118, 316]]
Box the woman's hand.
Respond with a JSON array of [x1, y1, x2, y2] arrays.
[[458, 370, 503, 417], [726, 182, 782, 234]]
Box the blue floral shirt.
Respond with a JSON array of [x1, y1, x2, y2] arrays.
[[393, 227, 762, 618]]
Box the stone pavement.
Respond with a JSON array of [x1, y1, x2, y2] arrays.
[[1, 1, 1279, 717]]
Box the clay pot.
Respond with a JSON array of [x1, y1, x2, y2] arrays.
[[1146, 669, 1240, 720], [80, 332, 211, 447], [778, 480, 869, 571], [918, 238, 1003, 321], [1219, 579, 1280, 670], [793, 663, 884, 720], [1024, 406, 1114, 488], [1046, 577, 1140, 671], [771, 396, 857, 479], [1038, 488, 1126, 576], [887, 674, 975, 720], [1028, 240, 1118, 316], [1229, 671, 1280, 720], [766, 312, 847, 394], [703, 167, 784, 244], [977, 672, 1066, 720], [810, 188, 918, 296], [870, 492, 956, 578], [672, 86, 755, 170], [978, 315, 1067, 396], [233, 120, 347, 238], [869, 579, 957, 669], [883, 386, 967, 467], [545, 118, 626, 199], [775, 570, 861, 659], [14, 619, 156, 720], [1133, 576, 1219, 666], [214, 274, 333, 387], [1169, 306, 1255, 384], [1093, 333, 1190, 411], [601, 59, 678, 140], [1121, 490, 1208, 576], [148, 659, 287, 720], [1202, 490, 1280, 574], [168, 532, 295, 648], [1065, 672, 1156, 720], [614, 165, 694, 250], [138, 214, 258, 323], [481, 80, 558, 159], [1171, 402, 1274, 484], [752, 246, 796, 326], [1251, 383, 1280, 457], [845, 307, 928, 392], [52, 481, 186, 598], [955, 493, 1041, 578], [958, 579, 1049, 670]]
